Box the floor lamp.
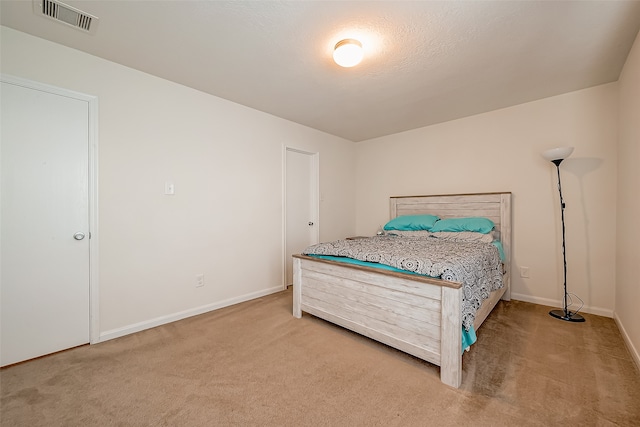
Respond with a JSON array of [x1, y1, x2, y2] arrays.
[[542, 147, 585, 322]]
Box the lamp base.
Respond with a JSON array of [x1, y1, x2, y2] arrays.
[[549, 309, 585, 322]]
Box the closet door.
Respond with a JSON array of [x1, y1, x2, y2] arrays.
[[1, 80, 90, 366], [284, 148, 318, 287]]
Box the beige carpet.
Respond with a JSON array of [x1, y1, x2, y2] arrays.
[[1, 289, 639, 426]]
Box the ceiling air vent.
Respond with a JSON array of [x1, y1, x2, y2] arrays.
[[34, 0, 98, 34]]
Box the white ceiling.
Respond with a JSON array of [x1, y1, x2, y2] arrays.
[[2, 1, 640, 142]]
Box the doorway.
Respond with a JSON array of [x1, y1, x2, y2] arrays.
[[0, 75, 99, 366], [283, 147, 319, 288]]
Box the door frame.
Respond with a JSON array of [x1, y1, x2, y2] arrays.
[[1, 74, 100, 344], [282, 146, 319, 289]]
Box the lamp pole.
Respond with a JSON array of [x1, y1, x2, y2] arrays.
[[547, 158, 585, 322]]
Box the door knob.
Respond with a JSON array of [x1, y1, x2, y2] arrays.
[[73, 232, 85, 240]]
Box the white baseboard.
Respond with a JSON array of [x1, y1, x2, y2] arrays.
[[98, 286, 284, 343], [613, 312, 640, 373], [510, 293, 614, 318]]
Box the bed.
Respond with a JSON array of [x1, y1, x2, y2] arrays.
[[292, 192, 511, 388]]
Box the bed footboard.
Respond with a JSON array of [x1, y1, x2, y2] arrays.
[[293, 255, 463, 388]]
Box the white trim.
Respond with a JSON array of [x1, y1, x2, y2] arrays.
[[281, 145, 287, 289], [614, 312, 640, 373], [510, 292, 613, 318], [98, 286, 283, 342], [88, 95, 100, 344], [311, 152, 320, 242], [2, 74, 95, 104], [282, 146, 320, 289], [1, 74, 100, 345]]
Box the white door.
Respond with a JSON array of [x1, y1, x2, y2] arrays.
[[1, 80, 90, 366], [285, 148, 318, 287]]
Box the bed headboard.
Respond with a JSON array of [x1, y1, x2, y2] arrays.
[[390, 192, 512, 299]]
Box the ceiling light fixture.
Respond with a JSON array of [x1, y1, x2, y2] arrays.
[[333, 39, 363, 68]]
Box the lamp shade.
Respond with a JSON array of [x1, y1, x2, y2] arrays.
[[542, 147, 574, 162], [333, 39, 363, 67]]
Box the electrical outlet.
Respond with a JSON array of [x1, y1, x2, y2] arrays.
[[195, 274, 204, 287], [520, 267, 530, 279]]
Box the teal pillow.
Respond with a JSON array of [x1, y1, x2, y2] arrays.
[[383, 214, 440, 231], [430, 217, 495, 234]]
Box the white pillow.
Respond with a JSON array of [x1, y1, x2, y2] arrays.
[[429, 231, 495, 243], [384, 230, 432, 238]]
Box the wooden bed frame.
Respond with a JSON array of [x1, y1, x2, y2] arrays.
[[292, 192, 511, 388]]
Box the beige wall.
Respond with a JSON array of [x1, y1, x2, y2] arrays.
[[616, 31, 640, 367], [1, 27, 356, 339], [3, 24, 637, 364], [355, 83, 618, 317]]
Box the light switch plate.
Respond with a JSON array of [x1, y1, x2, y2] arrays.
[[164, 181, 175, 195]]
